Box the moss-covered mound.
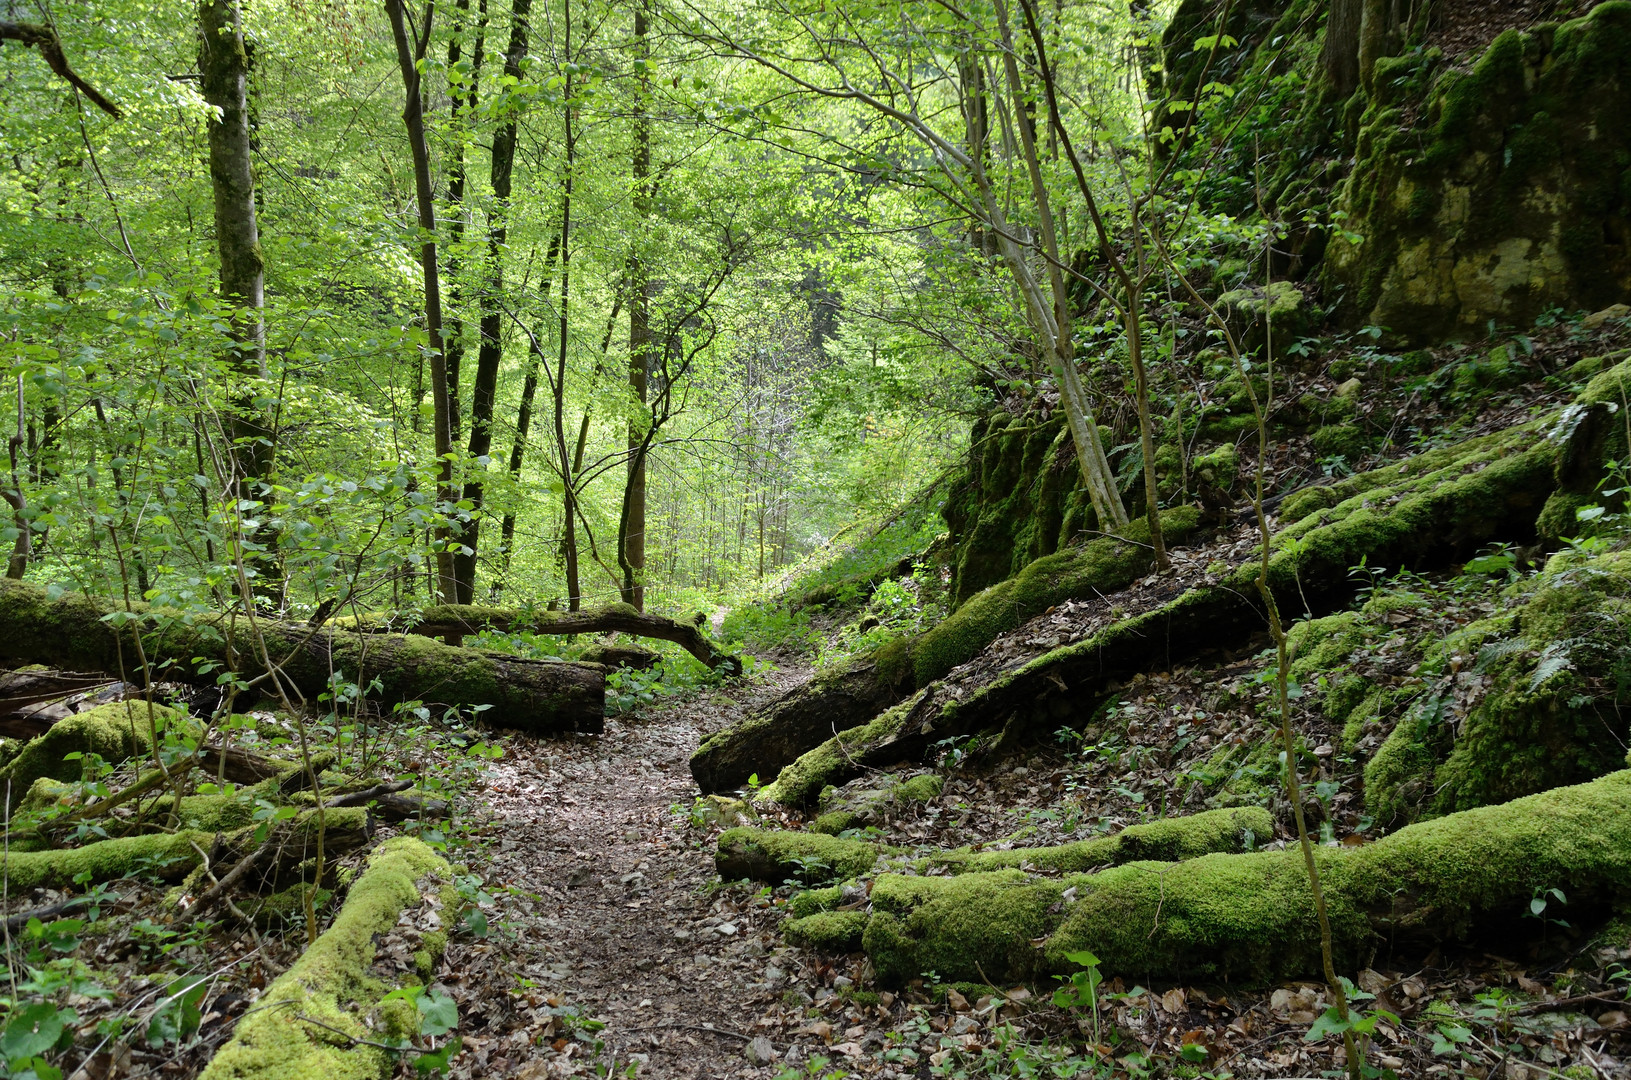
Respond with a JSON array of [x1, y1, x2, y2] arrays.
[[0, 701, 190, 814], [200, 836, 451, 1080], [854, 770, 1631, 985], [1362, 547, 1631, 827]]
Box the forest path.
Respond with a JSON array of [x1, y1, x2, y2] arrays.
[[457, 659, 821, 1079]]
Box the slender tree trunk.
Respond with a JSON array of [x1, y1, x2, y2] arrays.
[[621, 0, 652, 611], [451, 0, 529, 604], [554, 4, 581, 610], [443, 0, 489, 446], [985, 3, 1127, 534], [497, 235, 560, 590], [1358, 0, 1391, 92], [200, 0, 280, 602], [1323, 0, 1362, 95], [386, 0, 458, 604]]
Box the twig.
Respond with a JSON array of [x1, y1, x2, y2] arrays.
[[621, 1022, 754, 1042]]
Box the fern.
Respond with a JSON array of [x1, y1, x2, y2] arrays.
[[1475, 637, 1530, 673], [1530, 642, 1574, 693]]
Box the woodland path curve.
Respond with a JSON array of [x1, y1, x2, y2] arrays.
[[457, 660, 837, 1079]]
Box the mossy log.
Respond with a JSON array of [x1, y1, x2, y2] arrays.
[[0, 579, 604, 736], [848, 770, 1631, 986], [200, 837, 451, 1080], [369, 601, 740, 674], [715, 827, 880, 885], [1, 807, 370, 890], [761, 416, 1564, 806], [724, 807, 1272, 888], [690, 509, 1202, 795]]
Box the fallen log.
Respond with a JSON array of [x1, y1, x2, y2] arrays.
[[718, 806, 1273, 886], [760, 416, 1565, 806], [690, 508, 1201, 795], [0, 580, 604, 736], [371, 601, 741, 674], [199, 837, 451, 1080], [844, 770, 1631, 986], [1, 806, 371, 891]]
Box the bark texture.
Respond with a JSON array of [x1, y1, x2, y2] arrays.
[[0, 580, 604, 734], [385, 601, 741, 673]]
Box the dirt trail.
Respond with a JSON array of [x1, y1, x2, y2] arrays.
[[454, 662, 830, 1079]]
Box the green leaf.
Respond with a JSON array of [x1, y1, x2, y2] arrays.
[[417, 991, 459, 1038], [1, 1002, 67, 1060]]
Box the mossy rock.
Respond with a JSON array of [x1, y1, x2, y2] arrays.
[[1366, 547, 1631, 828], [1325, 3, 1631, 340], [1310, 424, 1370, 461]]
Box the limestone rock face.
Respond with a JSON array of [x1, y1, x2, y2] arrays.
[[1325, 4, 1631, 341]]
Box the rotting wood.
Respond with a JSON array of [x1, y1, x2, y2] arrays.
[[0, 579, 605, 735], [371, 601, 741, 674]]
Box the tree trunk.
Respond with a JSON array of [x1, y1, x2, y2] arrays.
[[442, 0, 489, 447], [0, 579, 604, 735], [382, 601, 741, 672], [199, 0, 280, 603], [452, 0, 530, 604], [1323, 0, 1362, 95], [554, 2, 581, 610], [1358, 0, 1392, 92], [621, 0, 653, 612], [497, 236, 561, 589], [385, 0, 459, 605]]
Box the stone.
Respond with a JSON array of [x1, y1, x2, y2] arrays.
[[1335, 378, 1362, 399], [745, 1036, 778, 1066], [1582, 304, 1630, 331]]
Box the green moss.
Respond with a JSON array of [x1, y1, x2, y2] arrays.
[[1311, 424, 1369, 461], [911, 508, 1201, 687], [810, 811, 860, 835], [0, 702, 190, 814], [714, 827, 878, 884], [785, 910, 869, 952], [928, 807, 1272, 874], [2, 831, 209, 890], [862, 771, 1631, 985], [788, 885, 845, 918], [761, 695, 920, 807], [864, 869, 1077, 984], [201, 837, 450, 1080], [1192, 443, 1238, 488], [896, 773, 943, 803]]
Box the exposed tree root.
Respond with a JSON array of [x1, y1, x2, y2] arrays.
[[759, 417, 1563, 806], [690, 509, 1202, 794]]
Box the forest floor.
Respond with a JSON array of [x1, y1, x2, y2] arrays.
[[437, 624, 1631, 1080]]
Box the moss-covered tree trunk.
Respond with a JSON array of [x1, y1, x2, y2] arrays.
[[0, 580, 603, 734]]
